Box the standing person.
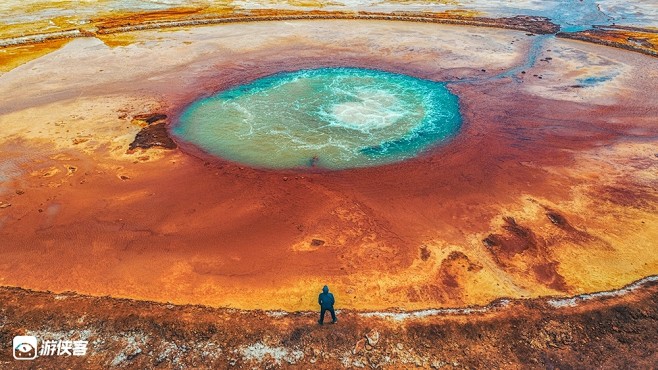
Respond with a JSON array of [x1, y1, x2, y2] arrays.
[[318, 285, 337, 325]]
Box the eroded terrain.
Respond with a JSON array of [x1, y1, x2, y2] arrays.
[[1, 280, 658, 368]]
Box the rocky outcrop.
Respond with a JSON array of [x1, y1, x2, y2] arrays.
[[127, 114, 177, 152]]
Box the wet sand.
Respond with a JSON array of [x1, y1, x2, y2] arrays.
[[0, 20, 657, 311]]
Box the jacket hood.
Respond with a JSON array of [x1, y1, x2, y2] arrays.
[[322, 285, 329, 293]]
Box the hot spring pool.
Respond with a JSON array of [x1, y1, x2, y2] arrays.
[[173, 67, 462, 169]]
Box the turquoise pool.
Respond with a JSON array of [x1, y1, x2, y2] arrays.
[[173, 67, 462, 169]]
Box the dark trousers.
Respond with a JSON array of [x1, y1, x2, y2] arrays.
[[319, 307, 336, 324]]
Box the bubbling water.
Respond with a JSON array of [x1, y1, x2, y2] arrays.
[[173, 67, 461, 169], [327, 89, 406, 132]]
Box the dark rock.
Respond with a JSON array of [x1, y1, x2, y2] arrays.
[[128, 123, 177, 152], [133, 113, 168, 125], [498, 15, 560, 34], [311, 239, 325, 247], [482, 235, 499, 248], [420, 246, 431, 261], [546, 211, 567, 227]]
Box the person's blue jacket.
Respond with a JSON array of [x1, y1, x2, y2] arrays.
[[318, 286, 335, 309]]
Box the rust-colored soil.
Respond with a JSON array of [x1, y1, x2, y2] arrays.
[[558, 26, 658, 57], [1, 281, 657, 368], [0, 19, 657, 312], [0, 7, 657, 368]]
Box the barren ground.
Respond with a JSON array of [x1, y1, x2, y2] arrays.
[[0, 4, 657, 369], [1, 280, 658, 368]]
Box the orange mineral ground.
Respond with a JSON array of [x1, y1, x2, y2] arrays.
[[0, 18, 657, 314], [1, 2, 658, 368]]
